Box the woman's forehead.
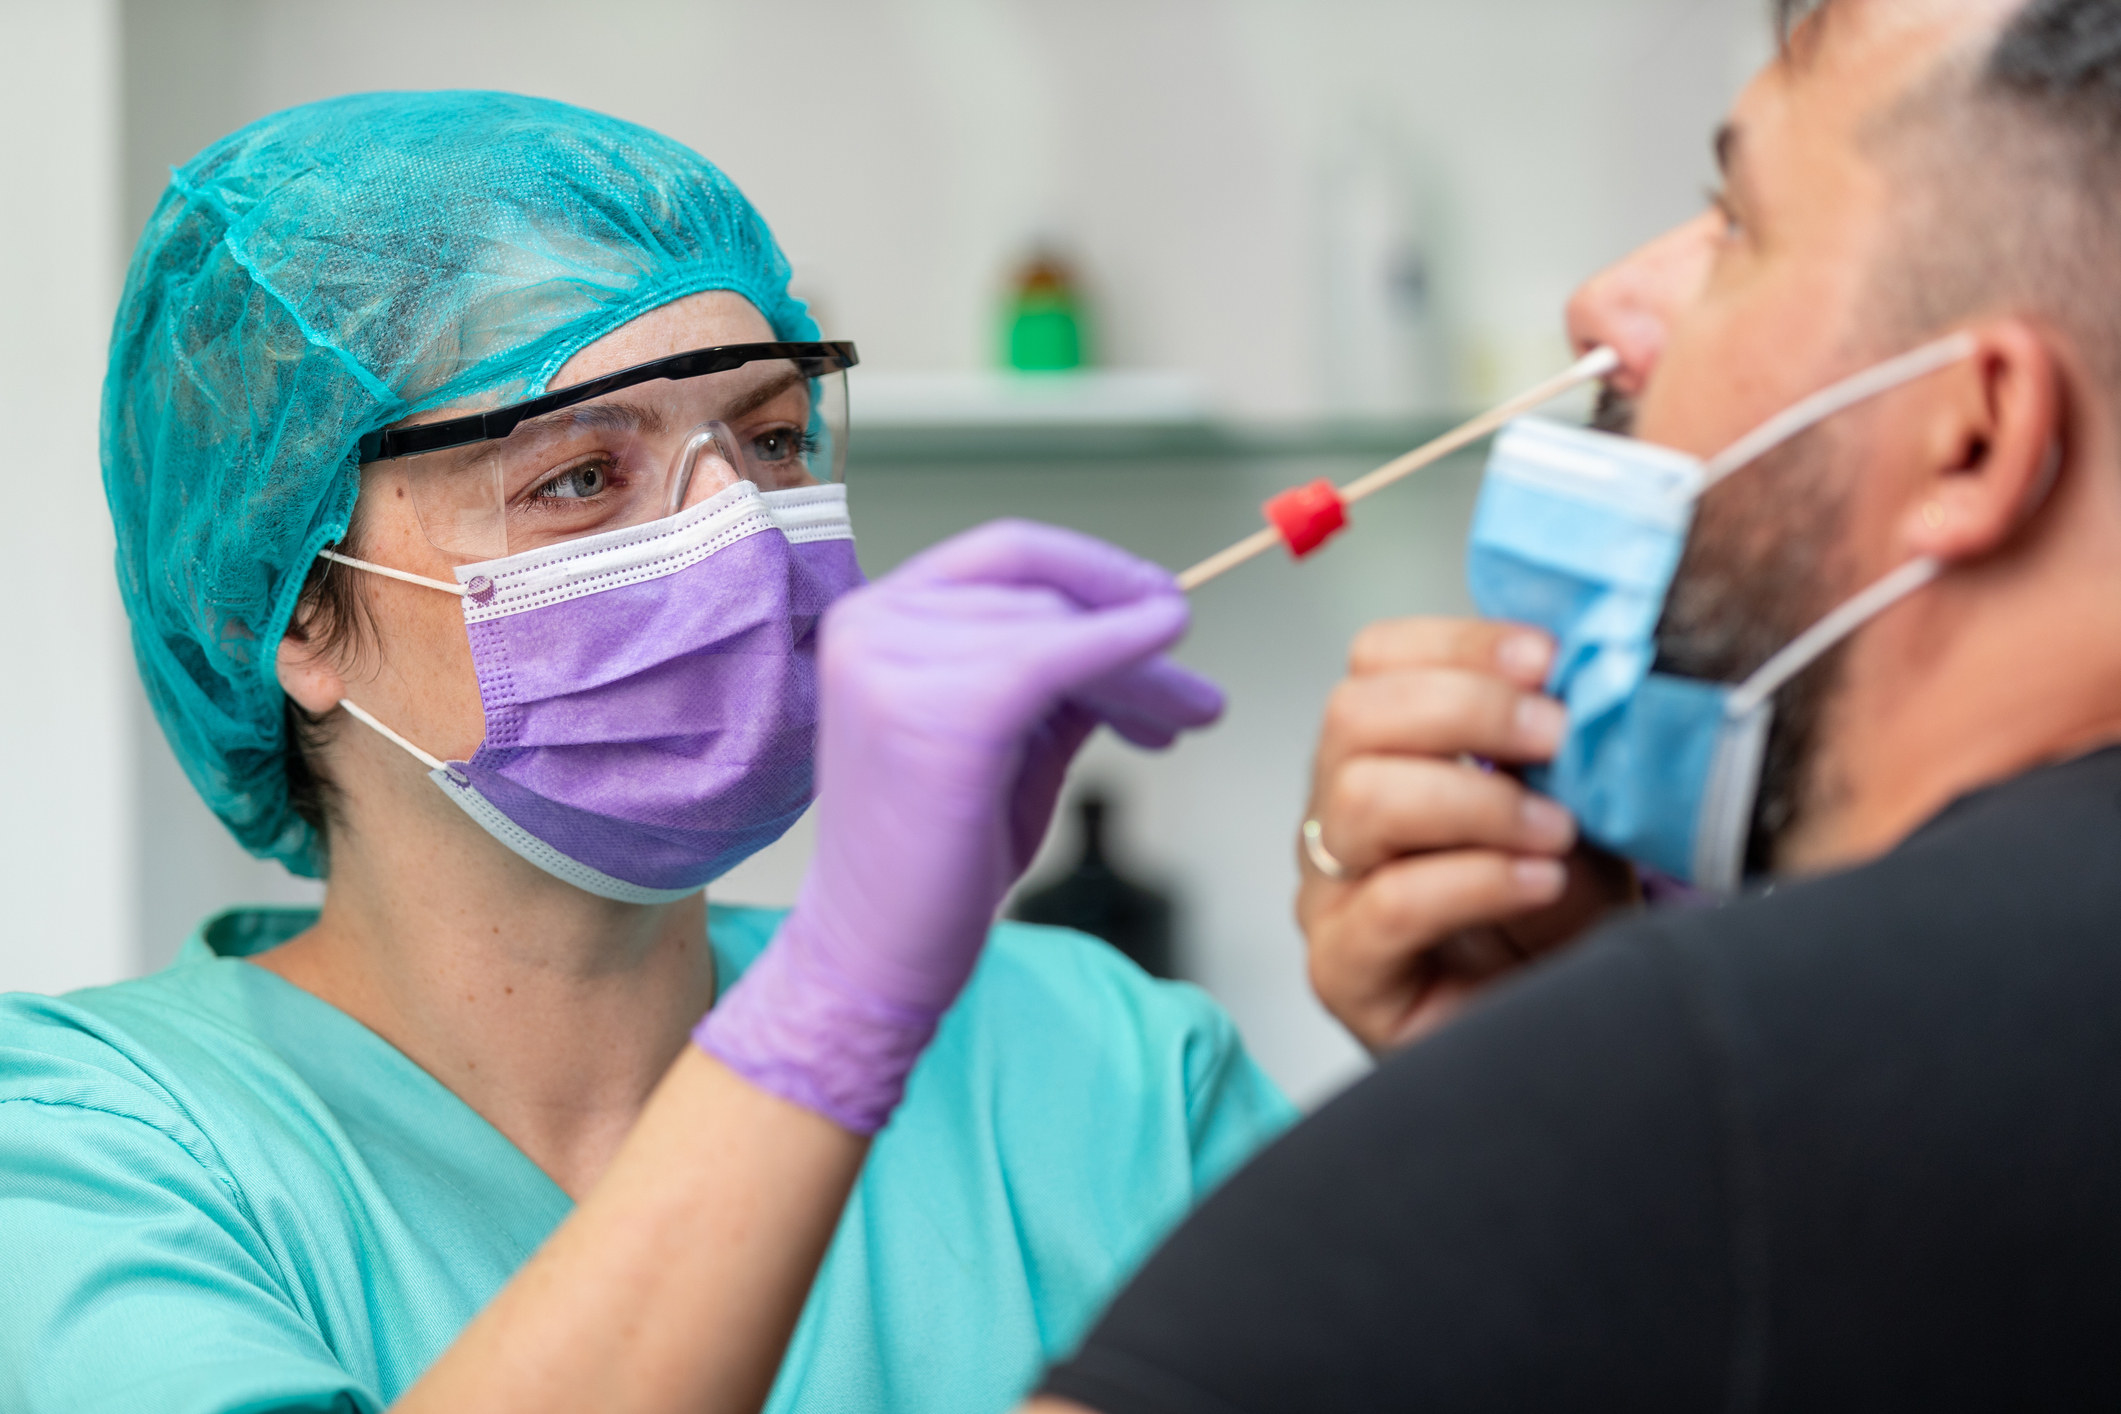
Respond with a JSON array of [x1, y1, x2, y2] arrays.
[[385, 290, 776, 434], [552, 290, 773, 389]]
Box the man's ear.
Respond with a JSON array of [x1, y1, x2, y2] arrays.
[[1901, 319, 2063, 564], [277, 621, 348, 717]]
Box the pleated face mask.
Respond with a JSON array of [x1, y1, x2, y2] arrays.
[[1466, 333, 1976, 893], [323, 346, 866, 902]]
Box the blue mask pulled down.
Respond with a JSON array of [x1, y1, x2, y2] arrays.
[[1467, 334, 1976, 893]]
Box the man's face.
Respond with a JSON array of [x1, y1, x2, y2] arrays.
[[1566, 0, 2009, 864]]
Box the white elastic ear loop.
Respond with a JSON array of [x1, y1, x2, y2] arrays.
[[318, 548, 468, 597], [1700, 332, 1980, 491], [337, 697, 465, 782], [1692, 556, 1940, 892], [1726, 557, 1942, 720]]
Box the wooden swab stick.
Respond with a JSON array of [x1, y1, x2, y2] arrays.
[[1176, 347, 1622, 593]]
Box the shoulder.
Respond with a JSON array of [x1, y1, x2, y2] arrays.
[[0, 981, 375, 1413], [0, 982, 275, 1309], [961, 919, 1247, 1072], [712, 901, 1283, 1121], [1052, 923, 1739, 1411], [1, 973, 218, 1117], [0, 967, 269, 1191], [713, 902, 1247, 1068], [1626, 749, 2121, 1052]]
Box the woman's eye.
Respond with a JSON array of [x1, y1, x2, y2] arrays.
[[749, 427, 811, 464], [534, 462, 610, 499]]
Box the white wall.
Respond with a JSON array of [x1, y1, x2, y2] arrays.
[[0, 0, 130, 995], [119, 0, 1766, 409], [100, 0, 1764, 1098]]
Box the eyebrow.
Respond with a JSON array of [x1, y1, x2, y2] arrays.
[[1715, 121, 1740, 177], [719, 368, 809, 423], [442, 402, 659, 477], [504, 370, 804, 441], [541, 401, 666, 435], [492, 399, 670, 450], [450, 372, 808, 474]]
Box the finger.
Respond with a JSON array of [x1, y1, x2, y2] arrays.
[[1103, 716, 1180, 750], [897, 519, 1176, 608], [1332, 850, 1569, 974], [1009, 704, 1101, 870], [1317, 757, 1575, 872], [1017, 593, 1192, 705], [1304, 850, 1569, 1049], [1072, 656, 1226, 740], [1348, 617, 1555, 688], [1316, 669, 1567, 774]]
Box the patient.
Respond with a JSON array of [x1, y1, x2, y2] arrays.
[[1035, 0, 2121, 1406]]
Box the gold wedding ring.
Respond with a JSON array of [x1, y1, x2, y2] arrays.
[[1301, 818, 1353, 881]]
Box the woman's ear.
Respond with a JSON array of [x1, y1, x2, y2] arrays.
[[1901, 319, 2063, 564], [278, 622, 348, 716]]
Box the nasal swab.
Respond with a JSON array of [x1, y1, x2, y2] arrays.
[[1176, 347, 1622, 593]]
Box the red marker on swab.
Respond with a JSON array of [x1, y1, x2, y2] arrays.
[[1176, 347, 1620, 593]]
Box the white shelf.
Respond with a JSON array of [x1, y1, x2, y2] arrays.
[[849, 368, 1216, 430]]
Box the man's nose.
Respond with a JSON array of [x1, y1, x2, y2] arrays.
[[1565, 211, 1721, 397]]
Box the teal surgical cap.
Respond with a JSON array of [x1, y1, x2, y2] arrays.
[[103, 90, 818, 876]]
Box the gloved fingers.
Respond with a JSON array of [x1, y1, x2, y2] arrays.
[[896, 519, 1178, 609], [1070, 655, 1226, 741], [1100, 715, 1181, 751], [1009, 703, 1101, 872], [1014, 594, 1193, 709]]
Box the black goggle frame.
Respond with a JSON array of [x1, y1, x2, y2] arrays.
[[356, 340, 860, 464]]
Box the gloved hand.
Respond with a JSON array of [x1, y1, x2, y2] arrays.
[[695, 520, 1223, 1132]]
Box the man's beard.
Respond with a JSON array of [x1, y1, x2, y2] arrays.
[[1594, 384, 1855, 872], [1591, 384, 1639, 435]]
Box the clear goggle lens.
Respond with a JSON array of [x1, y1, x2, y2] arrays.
[[390, 359, 848, 560]]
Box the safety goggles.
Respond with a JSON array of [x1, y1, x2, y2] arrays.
[[359, 341, 857, 560]]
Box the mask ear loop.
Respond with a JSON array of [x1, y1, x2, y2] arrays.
[[304, 550, 473, 780], [317, 548, 469, 597], [336, 697, 465, 781], [1699, 332, 1981, 491], [1727, 557, 1942, 721], [1691, 557, 1944, 893]]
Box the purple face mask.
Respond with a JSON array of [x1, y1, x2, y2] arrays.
[[332, 481, 863, 901]]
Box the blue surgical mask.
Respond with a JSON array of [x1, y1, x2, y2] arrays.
[[1467, 333, 1976, 893]]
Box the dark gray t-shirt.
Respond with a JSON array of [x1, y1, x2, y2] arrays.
[[1045, 748, 2121, 1412]]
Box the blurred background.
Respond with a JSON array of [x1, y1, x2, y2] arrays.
[[0, 0, 1759, 1104]]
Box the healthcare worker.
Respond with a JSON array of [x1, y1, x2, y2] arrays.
[[0, 91, 1291, 1413]]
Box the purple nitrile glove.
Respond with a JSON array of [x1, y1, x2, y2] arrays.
[[695, 520, 1223, 1132]]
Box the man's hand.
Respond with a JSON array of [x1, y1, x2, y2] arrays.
[[1299, 618, 1635, 1052]]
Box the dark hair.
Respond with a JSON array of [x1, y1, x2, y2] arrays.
[[1776, 0, 2121, 111], [281, 507, 377, 860], [1773, 0, 1824, 39], [1988, 1, 2121, 136], [1774, 0, 1825, 38], [1774, 0, 2121, 140], [1774, 0, 2121, 411]]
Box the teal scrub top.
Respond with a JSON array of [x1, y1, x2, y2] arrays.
[[0, 905, 1293, 1413]]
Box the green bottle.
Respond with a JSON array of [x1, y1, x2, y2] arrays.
[[1004, 251, 1088, 372]]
